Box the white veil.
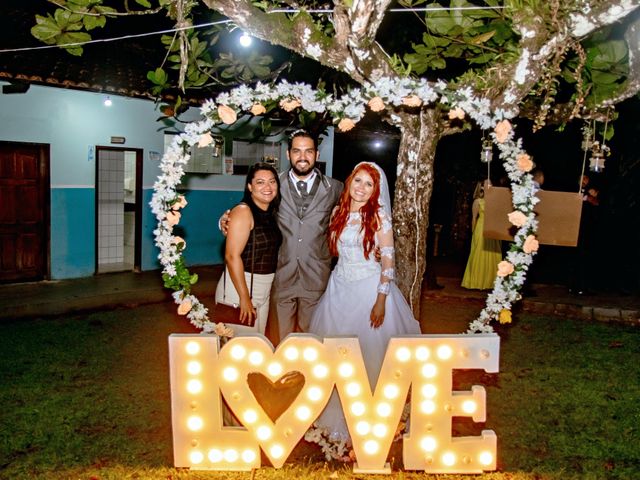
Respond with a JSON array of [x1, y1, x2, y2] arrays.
[[354, 161, 392, 218]]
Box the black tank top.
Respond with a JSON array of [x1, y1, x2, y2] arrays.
[[240, 205, 282, 274]]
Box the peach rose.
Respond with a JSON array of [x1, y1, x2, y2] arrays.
[[507, 210, 527, 227], [214, 323, 234, 337], [166, 210, 181, 226], [177, 299, 192, 315], [499, 309, 512, 324], [250, 103, 266, 116], [448, 107, 465, 120], [497, 261, 514, 277], [279, 98, 301, 112], [172, 195, 188, 210], [516, 153, 533, 172], [338, 118, 356, 132], [523, 235, 539, 254], [172, 236, 186, 249], [198, 132, 213, 148], [368, 96, 385, 112], [402, 94, 422, 107], [217, 104, 237, 124], [494, 119, 512, 143]]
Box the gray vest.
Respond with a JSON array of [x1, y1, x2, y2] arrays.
[[273, 169, 343, 295]]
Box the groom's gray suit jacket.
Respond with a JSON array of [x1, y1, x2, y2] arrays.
[[273, 169, 343, 299]]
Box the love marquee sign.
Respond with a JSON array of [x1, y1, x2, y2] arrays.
[[169, 333, 500, 474]]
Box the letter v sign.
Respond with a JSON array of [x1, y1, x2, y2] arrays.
[[326, 335, 499, 473]]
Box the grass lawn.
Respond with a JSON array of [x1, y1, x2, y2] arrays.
[[0, 303, 638, 479]]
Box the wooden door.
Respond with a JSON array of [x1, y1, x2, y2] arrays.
[[0, 142, 50, 282]]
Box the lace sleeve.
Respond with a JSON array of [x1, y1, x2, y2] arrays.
[[376, 209, 395, 295]]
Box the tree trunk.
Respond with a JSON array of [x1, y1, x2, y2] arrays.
[[392, 109, 442, 318]]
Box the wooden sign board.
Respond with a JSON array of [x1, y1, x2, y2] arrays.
[[483, 183, 583, 247]]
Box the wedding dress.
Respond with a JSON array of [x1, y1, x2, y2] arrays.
[[307, 207, 421, 449]]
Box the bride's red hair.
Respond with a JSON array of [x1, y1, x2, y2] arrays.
[[328, 163, 381, 259]]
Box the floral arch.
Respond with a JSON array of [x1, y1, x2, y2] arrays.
[[150, 78, 541, 336]]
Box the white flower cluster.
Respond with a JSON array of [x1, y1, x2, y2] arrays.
[[304, 425, 351, 462], [153, 78, 538, 336], [468, 125, 540, 334], [149, 125, 226, 334], [327, 88, 367, 122]]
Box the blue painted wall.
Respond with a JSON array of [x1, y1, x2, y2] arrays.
[[142, 188, 243, 269], [50, 188, 95, 278]]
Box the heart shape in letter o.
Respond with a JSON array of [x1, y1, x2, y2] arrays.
[[217, 334, 334, 467]]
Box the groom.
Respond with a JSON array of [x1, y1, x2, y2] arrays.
[[222, 129, 342, 342]]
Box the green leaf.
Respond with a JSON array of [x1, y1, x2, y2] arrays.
[[468, 52, 495, 65], [469, 30, 496, 44], [64, 46, 84, 56], [147, 67, 169, 86], [591, 40, 628, 69], [94, 5, 118, 15], [160, 34, 176, 46], [443, 44, 464, 58], [261, 118, 272, 135], [83, 14, 106, 31], [54, 9, 84, 29], [135, 0, 153, 7], [422, 33, 451, 48], [221, 67, 237, 79], [58, 31, 92, 46], [250, 64, 271, 78], [591, 70, 622, 85], [31, 15, 61, 43], [426, 7, 456, 35]]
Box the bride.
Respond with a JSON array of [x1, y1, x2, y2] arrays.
[[305, 161, 421, 460]]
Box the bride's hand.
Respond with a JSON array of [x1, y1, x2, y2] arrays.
[[370, 295, 386, 328]]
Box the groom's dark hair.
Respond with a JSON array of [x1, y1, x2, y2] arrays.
[[287, 129, 318, 151]]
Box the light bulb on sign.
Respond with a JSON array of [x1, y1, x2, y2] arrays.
[[103, 96, 112, 107]]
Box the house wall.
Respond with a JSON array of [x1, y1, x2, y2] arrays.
[[0, 83, 335, 280]]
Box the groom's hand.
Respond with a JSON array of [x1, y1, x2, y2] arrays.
[[219, 209, 231, 237]]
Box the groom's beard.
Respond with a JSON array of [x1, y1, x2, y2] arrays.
[[291, 161, 315, 177]]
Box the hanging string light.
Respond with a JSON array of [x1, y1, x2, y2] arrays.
[[586, 112, 612, 173], [589, 141, 607, 172], [480, 135, 493, 163]]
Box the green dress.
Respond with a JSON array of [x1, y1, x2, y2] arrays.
[[461, 198, 503, 290]]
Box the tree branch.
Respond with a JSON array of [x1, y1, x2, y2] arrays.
[[485, 0, 640, 112], [204, 0, 349, 70], [46, 0, 164, 16], [204, 0, 395, 84], [568, 0, 640, 38]]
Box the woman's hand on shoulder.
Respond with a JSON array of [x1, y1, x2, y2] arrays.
[[219, 209, 231, 236]]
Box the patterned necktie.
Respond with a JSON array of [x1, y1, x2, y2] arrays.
[[296, 180, 308, 198]]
